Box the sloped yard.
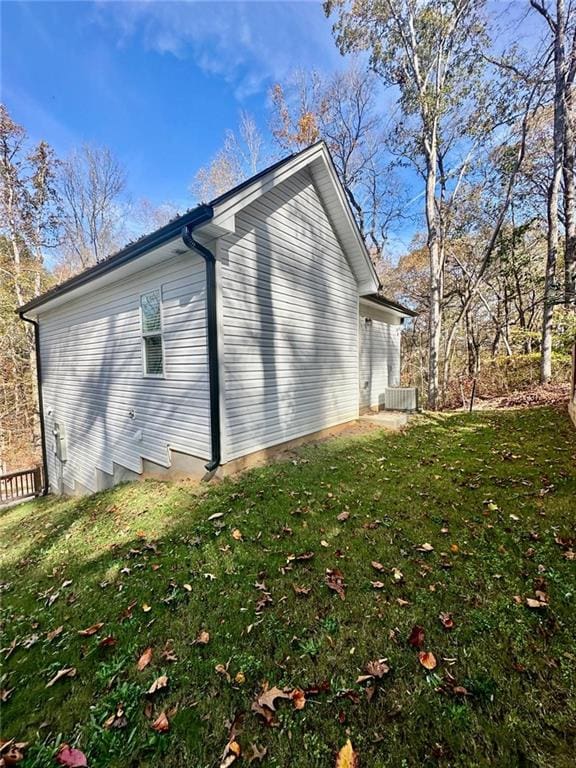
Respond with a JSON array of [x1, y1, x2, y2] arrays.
[[1, 407, 575, 768]]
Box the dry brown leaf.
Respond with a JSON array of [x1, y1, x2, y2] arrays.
[[439, 612, 455, 630], [232, 529, 243, 541], [357, 658, 390, 683], [46, 667, 76, 688], [337, 511, 350, 522], [293, 584, 311, 596], [370, 580, 385, 589], [525, 597, 547, 609], [0, 740, 28, 766], [137, 647, 153, 671], [416, 542, 434, 552], [0, 688, 14, 703], [103, 705, 128, 730], [219, 740, 241, 768], [418, 651, 437, 670], [161, 641, 178, 662], [391, 567, 404, 582], [46, 626, 64, 642], [408, 625, 425, 648], [247, 743, 267, 763], [257, 684, 292, 711], [147, 675, 169, 695], [77, 622, 104, 637], [292, 688, 306, 710], [335, 739, 359, 768], [98, 635, 117, 649], [194, 630, 210, 645], [371, 561, 385, 571], [151, 711, 170, 733], [325, 568, 346, 600], [215, 663, 231, 682]]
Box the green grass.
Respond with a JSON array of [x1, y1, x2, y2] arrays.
[[1, 406, 575, 768]]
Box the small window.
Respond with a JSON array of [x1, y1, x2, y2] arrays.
[[141, 289, 164, 376]]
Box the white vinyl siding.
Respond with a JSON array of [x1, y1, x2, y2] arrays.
[[359, 308, 401, 409], [39, 252, 210, 493], [219, 169, 360, 461]]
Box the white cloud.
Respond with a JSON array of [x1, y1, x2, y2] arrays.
[[98, 1, 344, 100]]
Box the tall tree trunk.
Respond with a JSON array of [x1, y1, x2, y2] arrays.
[[426, 138, 442, 409], [564, 79, 576, 305], [540, 0, 566, 383]]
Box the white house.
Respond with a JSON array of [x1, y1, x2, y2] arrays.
[[19, 142, 415, 496]]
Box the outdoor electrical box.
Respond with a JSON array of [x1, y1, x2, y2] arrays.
[[53, 420, 68, 462]]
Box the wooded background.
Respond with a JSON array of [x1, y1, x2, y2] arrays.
[[1, 0, 575, 472]]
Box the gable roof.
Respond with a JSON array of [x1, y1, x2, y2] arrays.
[[19, 141, 380, 316]]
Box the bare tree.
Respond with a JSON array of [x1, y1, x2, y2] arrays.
[[192, 112, 270, 202], [270, 66, 402, 257], [58, 144, 126, 273], [529, 0, 575, 381], [0, 105, 59, 465]]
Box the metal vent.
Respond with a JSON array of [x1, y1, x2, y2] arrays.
[[385, 387, 419, 411]]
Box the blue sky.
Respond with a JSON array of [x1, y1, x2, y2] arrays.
[[2, 1, 345, 211], [2, 0, 546, 257]]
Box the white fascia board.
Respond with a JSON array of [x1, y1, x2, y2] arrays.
[[359, 297, 409, 320]]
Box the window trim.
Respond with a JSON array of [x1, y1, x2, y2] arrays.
[[140, 287, 166, 379]]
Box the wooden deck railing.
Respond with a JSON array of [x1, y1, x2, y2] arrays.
[[0, 466, 43, 503]]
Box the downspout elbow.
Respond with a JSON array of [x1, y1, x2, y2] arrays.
[[181, 221, 221, 473]]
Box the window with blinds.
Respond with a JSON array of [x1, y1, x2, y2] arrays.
[[140, 289, 164, 376]]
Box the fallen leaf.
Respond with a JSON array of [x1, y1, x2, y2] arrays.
[[215, 663, 231, 681], [336, 738, 359, 768], [219, 740, 241, 768], [119, 600, 137, 622], [257, 684, 292, 711], [142, 604, 152, 613], [391, 567, 404, 582], [208, 512, 225, 520], [0, 688, 14, 703], [98, 635, 117, 649], [0, 740, 28, 766], [293, 584, 311, 596], [77, 622, 104, 637], [235, 671, 246, 685], [194, 630, 210, 645], [357, 658, 390, 683], [337, 511, 350, 522], [416, 542, 434, 552], [247, 743, 267, 763], [232, 529, 243, 541], [137, 647, 153, 671], [439, 612, 455, 630], [46, 626, 64, 642], [292, 688, 306, 710], [56, 745, 87, 767], [182, 583, 192, 592], [151, 711, 170, 733], [526, 597, 547, 609], [147, 675, 169, 695], [46, 667, 76, 688], [161, 641, 178, 662], [396, 597, 410, 606], [418, 652, 437, 670], [103, 705, 128, 730], [408, 625, 425, 648], [371, 561, 385, 571], [325, 568, 346, 600], [370, 580, 385, 589]]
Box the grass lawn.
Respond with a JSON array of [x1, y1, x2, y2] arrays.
[[1, 406, 575, 768]]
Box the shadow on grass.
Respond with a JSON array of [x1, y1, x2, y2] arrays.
[[1, 406, 575, 768]]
